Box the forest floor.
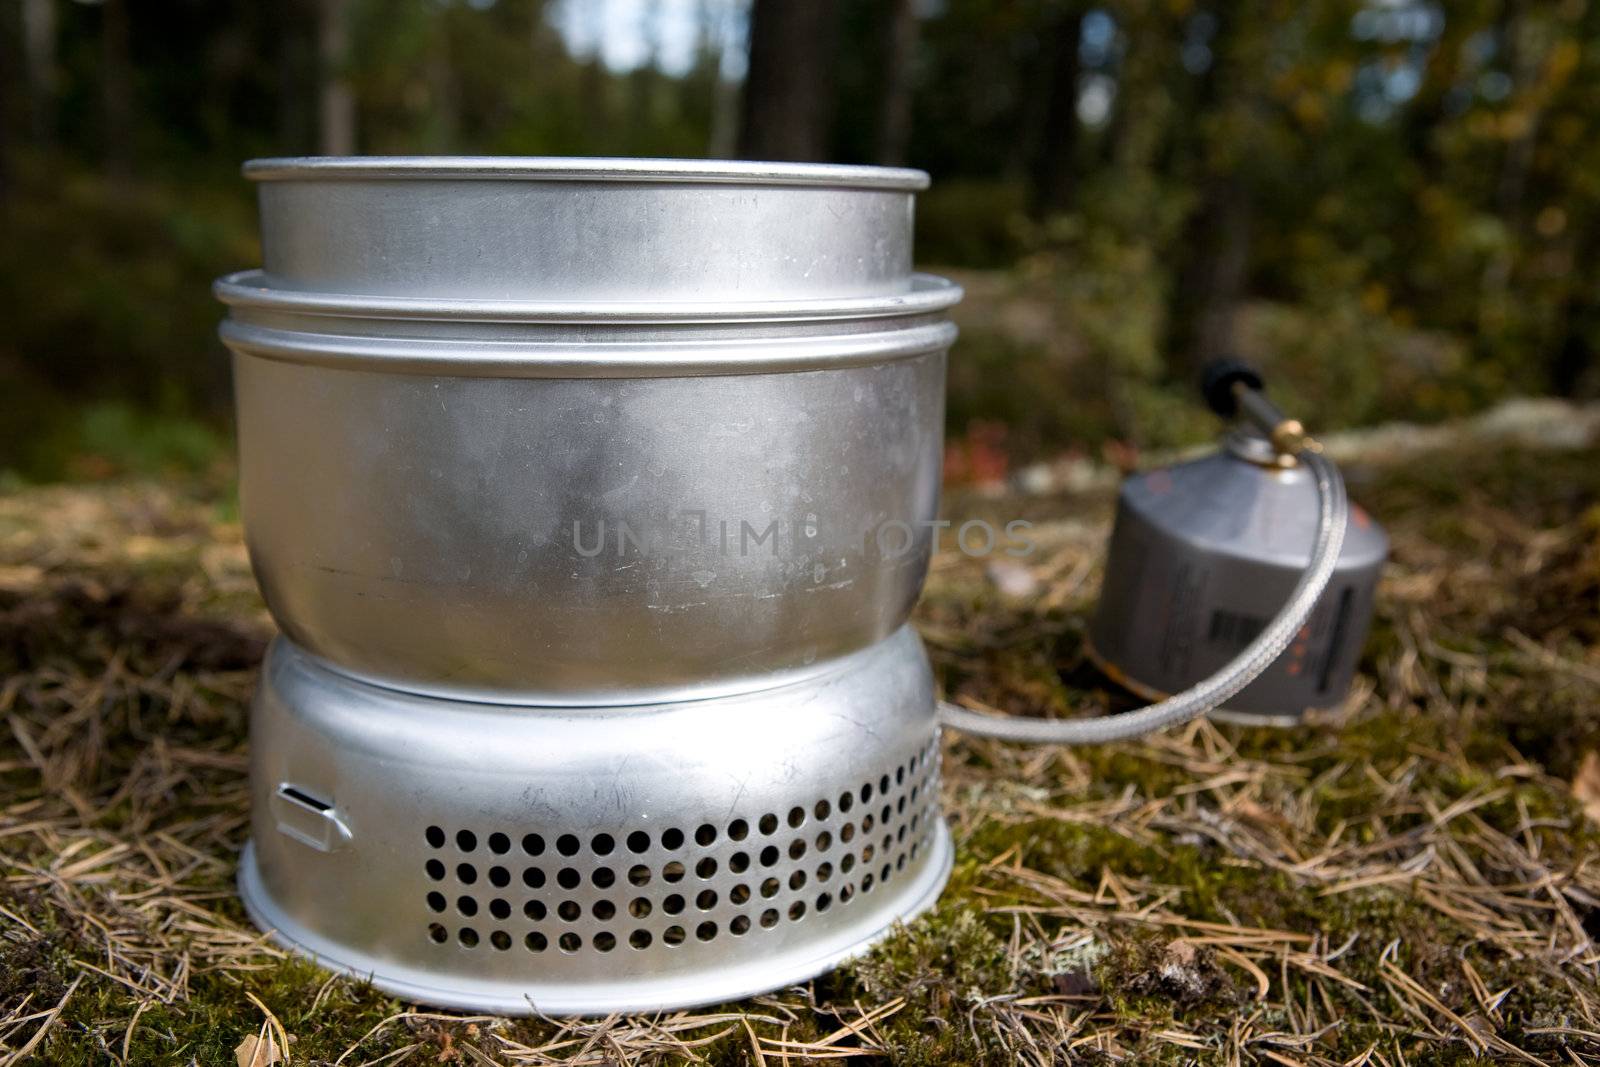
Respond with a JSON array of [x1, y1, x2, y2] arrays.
[[3, 403, 1600, 1065]]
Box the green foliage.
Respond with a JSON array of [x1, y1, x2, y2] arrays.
[[9, 0, 1600, 478], [0, 157, 252, 479]]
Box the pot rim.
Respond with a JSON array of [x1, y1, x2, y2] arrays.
[[219, 316, 956, 378], [243, 155, 930, 191], [215, 270, 962, 324]]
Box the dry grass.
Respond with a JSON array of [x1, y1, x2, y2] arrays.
[[2, 427, 1599, 1064]]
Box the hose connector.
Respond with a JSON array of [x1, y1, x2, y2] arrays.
[[1201, 357, 1319, 458]]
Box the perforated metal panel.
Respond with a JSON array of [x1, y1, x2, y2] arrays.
[[240, 629, 951, 1015]]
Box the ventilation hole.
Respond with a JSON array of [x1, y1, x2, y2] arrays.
[[558, 900, 581, 922], [558, 932, 580, 952], [787, 806, 805, 829], [910, 786, 919, 804], [660, 925, 687, 946], [630, 929, 652, 949], [910, 814, 920, 832], [556, 834, 580, 856], [456, 830, 477, 852], [881, 863, 892, 881], [425, 826, 446, 848], [489, 898, 510, 920], [557, 868, 580, 890], [816, 831, 832, 852], [456, 864, 477, 884], [663, 860, 686, 883], [426, 923, 448, 944], [897, 854, 908, 871], [863, 873, 875, 892], [459, 928, 479, 947], [664, 894, 685, 915], [696, 889, 718, 910], [788, 840, 807, 860], [425, 891, 447, 912], [728, 818, 749, 841], [486, 831, 509, 854], [861, 783, 873, 803], [759, 813, 778, 835], [589, 833, 614, 856], [592, 867, 616, 889], [911, 842, 921, 860], [731, 914, 751, 935], [594, 931, 617, 952], [897, 766, 905, 785], [862, 844, 876, 863], [817, 862, 833, 883], [593, 900, 616, 921], [788, 901, 806, 921], [840, 884, 855, 903], [629, 897, 652, 918], [759, 846, 779, 867], [730, 883, 751, 904], [760, 878, 780, 898], [840, 824, 856, 843], [526, 931, 547, 952], [882, 835, 892, 853], [696, 921, 717, 942], [491, 930, 512, 951], [838, 792, 854, 813], [898, 796, 907, 815], [760, 909, 779, 929], [817, 892, 833, 912], [695, 824, 717, 847], [880, 774, 891, 795], [628, 864, 651, 886], [524, 900, 546, 921], [662, 828, 685, 850], [841, 854, 856, 873], [789, 870, 807, 891], [814, 799, 831, 820], [627, 830, 650, 853], [522, 833, 545, 857], [426, 859, 446, 881], [486, 866, 508, 889], [863, 815, 876, 834], [879, 806, 890, 826], [523, 868, 546, 889], [696, 857, 717, 879], [729, 852, 750, 873], [898, 825, 907, 843]]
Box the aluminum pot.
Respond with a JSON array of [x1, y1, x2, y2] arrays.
[[216, 158, 961, 704]]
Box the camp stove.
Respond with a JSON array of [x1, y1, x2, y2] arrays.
[[217, 158, 959, 1014], [218, 157, 1362, 1014]]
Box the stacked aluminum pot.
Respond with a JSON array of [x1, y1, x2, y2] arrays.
[[216, 158, 960, 1014]]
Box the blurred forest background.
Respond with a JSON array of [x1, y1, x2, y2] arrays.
[[2, 0, 1599, 481]]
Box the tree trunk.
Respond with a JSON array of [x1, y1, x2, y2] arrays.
[[873, 0, 918, 166], [100, 0, 133, 183], [21, 0, 57, 146], [737, 0, 839, 162], [1164, 5, 1256, 383], [1170, 176, 1252, 381], [1028, 3, 1082, 217], [317, 0, 356, 155]]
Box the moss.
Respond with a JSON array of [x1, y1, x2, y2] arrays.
[[7, 436, 1600, 1063]]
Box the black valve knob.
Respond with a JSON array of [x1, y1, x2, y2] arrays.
[[1199, 358, 1264, 419]]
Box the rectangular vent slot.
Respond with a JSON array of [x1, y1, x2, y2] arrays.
[[279, 784, 333, 813]]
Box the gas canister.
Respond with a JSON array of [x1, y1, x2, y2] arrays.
[[1087, 362, 1388, 724]]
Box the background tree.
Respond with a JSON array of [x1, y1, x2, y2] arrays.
[[4, 0, 1600, 478], [737, 0, 839, 161]]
